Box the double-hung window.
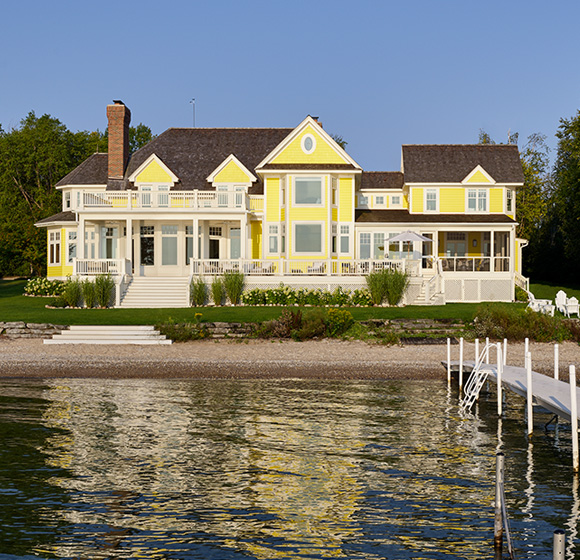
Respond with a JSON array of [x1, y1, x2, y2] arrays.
[[425, 189, 437, 212], [467, 189, 487, 212], [67, 231, 77, 264], [269, 225, 278, 254], [506, 189, 513, 212], [294, 177, 323, 206], [340, 225, 350, 254], [49, 232, 60, 265]]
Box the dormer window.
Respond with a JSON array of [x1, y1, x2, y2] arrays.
[[64, 192, 71, 210]]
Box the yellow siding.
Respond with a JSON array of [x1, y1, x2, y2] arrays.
[[281, 207, 285, 221], [272, 124, 347, 165], [403, 194, 409, 209], [440, 188, 465, 213], [490, 188, 503, 213], [465, 169, 493, 183], [249, 196, 264, 212], [251, 222, 262, 259], [339, 177, 353, 221], [332, 208, 338, 222], [438, 232, 445, 256], [135, 159, 173, 183], [412, 188, 424, 213], [213, 160, 252, 183], [265, 178, 280, 222], [467, 232, 482, 257]]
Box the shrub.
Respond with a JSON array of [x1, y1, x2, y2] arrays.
[[223, 271, 245, 305], [94, 274, 115, 308], [211, 277, 225, 306], [24, 277, 65, 297], [330, 286, 351, 306], [384, 269, 410, 306], [471, 304, 571, 342], [365, 270, 388, 305], [241, 288, 267, 305], [292, 308, 327, 340], [515, 286, 529, 302], [190, 277, 207, 306], [156, 317, 208, 342], [82, 279, 96, 309], [351, 289, 373, 306], [326, 308, 354, 337], [63, 277, 83, 308]]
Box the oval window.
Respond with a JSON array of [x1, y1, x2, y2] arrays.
[[302, 134, 315, 154]]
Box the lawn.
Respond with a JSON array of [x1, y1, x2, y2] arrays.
[[0, 278, 522, 326], [529, 281, 580, 301]]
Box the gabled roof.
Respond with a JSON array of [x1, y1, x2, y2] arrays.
[[121, 128, 293, 192], [361, 172, 404, 190], [402, 145, 524, 184], [55, 153, 108, 187]]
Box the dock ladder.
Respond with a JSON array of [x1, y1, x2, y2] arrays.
[[461, 343, 498, 412]]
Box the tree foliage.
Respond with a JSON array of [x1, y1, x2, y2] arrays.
[[0, 112, 154, 277]]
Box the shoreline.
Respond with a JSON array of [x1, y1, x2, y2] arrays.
[[1, 338, 580, 380]]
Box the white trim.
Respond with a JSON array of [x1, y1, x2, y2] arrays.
[[56, 184, 106, 190], [462, 165, 496, 185], [424, 188, 439, 213], [206, 154, 257, 183], [128, 153, 179, 184], [405, 182, 523, 188], [256, 116, 362, 170]]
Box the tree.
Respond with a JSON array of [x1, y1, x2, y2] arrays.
[[552, 110, 580, 279], [0, 113, 106, 276], [330, 133, 348, 150], [102, 122, 156, 155]]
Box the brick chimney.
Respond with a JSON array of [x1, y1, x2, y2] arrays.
[[107, 100, 131, 179]]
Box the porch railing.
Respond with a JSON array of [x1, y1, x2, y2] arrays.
[[74, 258, 131, 276], [189, 258, 406, 277], [81, 190, 249, 211], [440, 256, 510, 273], [515, 271, 530, 292]]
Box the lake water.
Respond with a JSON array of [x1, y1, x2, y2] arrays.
[[0, 377, 578, 559]]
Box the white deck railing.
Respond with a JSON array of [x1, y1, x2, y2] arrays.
[[81, 190, 248, 211], [189, 258, 406, 277], [74, 258, 131, 276]]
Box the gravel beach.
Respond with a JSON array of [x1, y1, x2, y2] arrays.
[[1, 338, 580, 380]]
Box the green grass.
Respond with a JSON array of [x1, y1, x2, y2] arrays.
[[0, 278, 520, 326], [530, 281, 580, 301]]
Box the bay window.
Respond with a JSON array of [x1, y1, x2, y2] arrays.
[[294, 177, 323, 205], [294, 223, 323, 254]]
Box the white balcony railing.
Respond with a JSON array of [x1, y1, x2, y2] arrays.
[[80, 190, 248, 211]]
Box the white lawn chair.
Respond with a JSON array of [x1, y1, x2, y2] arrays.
[[527, 292, 555, 316], [556, 290, 567, 314], [555, 290, 579, 317], [567, 297, 580, 318]]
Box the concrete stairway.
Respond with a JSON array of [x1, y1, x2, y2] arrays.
[[44, 325, 172, 345], [119, 277, 190, 308]]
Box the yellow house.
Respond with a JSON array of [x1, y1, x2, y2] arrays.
[[36, 101, 526, 307]]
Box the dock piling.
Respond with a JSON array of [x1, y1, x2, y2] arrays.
[[459, 337, 464, 392], [526, 352, 533, 437], [494, 452, 504, 559], [555, 344, 559, 380], [570, 365, 579, 473], [553, 529, 565, 559], [475, 338, 479, 364], [447, 338, 451, 385], [485, 337, 490, 363], [503, 338, 507, 366], [496, 343, 503, 417]]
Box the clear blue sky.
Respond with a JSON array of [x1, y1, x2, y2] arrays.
[[1, 0, 579, 171]]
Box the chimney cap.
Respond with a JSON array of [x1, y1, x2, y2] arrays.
[[112, 99, 125, 105]]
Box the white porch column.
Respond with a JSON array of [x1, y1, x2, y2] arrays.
[[490, 230, 495, 272], [134, 220, 141, 276], [241, 214, 248, 259], [126, 218, 132, 271], [78, 217, 86, 259], [192, 217, 199, 260]]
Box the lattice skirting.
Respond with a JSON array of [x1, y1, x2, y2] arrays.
[[444, 278, 513, 302]]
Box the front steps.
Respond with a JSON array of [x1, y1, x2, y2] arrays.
[[119, 277, 190, 308], [44, 325, 172, 345]]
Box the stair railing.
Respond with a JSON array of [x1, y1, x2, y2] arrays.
[[461, 342, 498, 412]]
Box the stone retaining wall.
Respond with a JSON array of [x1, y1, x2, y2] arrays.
[[0, 322, 68, 339]]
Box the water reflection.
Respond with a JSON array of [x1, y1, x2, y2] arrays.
[[0, 378, 578, 558]]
